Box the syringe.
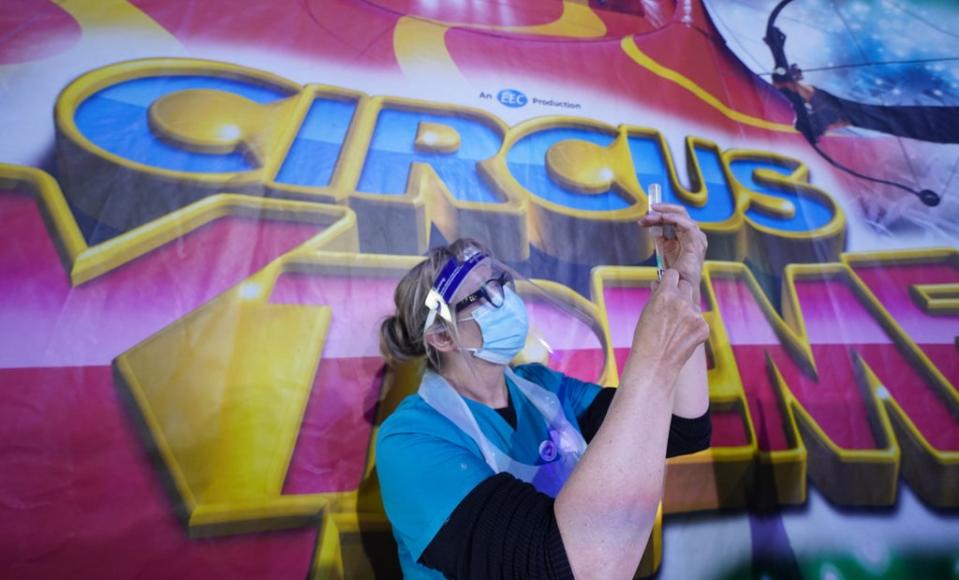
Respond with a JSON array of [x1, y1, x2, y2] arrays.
[[646, 183, 673, 280]]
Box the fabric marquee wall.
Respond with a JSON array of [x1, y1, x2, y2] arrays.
[[1, 0, 958, 578]]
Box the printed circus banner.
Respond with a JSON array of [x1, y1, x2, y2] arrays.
[[1, 0, 957, 578]]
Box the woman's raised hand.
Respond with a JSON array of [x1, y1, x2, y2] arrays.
[[630, 269, 710, 374], [557, 275, 709, 579], [639, 203, 708, 291]]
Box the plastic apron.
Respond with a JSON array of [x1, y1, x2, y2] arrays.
[[418, 367, 587, 498]]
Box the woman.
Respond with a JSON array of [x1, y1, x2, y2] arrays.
[[377, 204, 711, 579]]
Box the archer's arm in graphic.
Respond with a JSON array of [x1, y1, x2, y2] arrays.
[[774, 78, 959, 145], [764, 0, 944, 207]]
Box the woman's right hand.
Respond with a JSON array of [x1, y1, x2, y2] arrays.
[[558, 268, 708, 577], [630, 268, 709, 376]]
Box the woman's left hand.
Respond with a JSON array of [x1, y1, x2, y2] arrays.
[[638, 203, 708, 292]]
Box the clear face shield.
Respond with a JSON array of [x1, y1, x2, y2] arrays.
[[423, 248, 611, 386]]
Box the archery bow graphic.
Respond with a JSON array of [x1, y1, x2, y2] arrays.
[[764, 0, 942, 207]]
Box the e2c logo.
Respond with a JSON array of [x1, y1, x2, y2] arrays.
[[497, 89, 528, 108]]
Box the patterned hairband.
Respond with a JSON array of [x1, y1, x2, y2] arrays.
[[423, 251, 487, 332]]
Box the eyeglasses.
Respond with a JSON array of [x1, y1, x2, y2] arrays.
[[454, 272, 514, 313]]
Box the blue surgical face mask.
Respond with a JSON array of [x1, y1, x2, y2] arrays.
[[459, 286, 529, 365]]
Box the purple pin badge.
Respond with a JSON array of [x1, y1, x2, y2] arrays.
[[538, 440, 558, 462]]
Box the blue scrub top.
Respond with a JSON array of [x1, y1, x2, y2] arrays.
[[376, 363, 602, 579]]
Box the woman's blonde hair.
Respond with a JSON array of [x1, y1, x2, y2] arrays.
[[379, 238, 491, 370]]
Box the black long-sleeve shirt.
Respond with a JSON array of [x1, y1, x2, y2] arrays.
[[419, 387, 711, 578]]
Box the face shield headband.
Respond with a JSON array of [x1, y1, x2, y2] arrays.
[[423, 251, 488, 334]]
